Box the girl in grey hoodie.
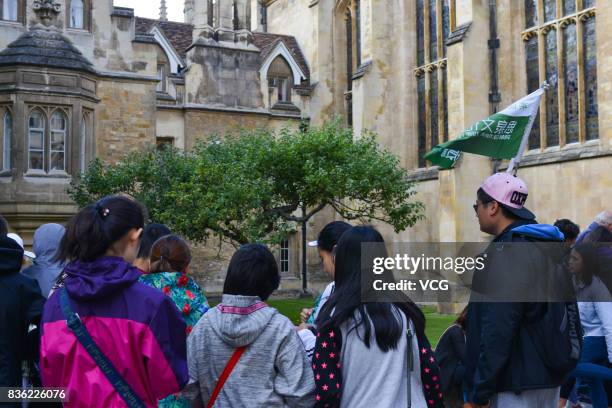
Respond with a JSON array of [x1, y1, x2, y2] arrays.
[[185, 244, 315, 408]]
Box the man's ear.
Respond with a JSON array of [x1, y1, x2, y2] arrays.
[[489, 201, 501, 217]]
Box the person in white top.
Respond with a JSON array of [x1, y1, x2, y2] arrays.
[[312, 226, 437, 408], [297, 221, 351, 359], [569, 243, 612, 408]]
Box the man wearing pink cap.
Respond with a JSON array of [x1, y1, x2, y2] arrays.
[[463, 173, 569, 408]]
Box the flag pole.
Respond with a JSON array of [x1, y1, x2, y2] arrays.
[[506, 81, 550, 174]]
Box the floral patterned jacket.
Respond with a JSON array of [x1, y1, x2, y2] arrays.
[[139, 271, 210, 408]]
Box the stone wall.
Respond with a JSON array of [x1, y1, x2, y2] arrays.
[[185, 44, 263, 108], [184, 109, 300, 149], [95, 79, 157, 162], [266, 0, 611, 309]]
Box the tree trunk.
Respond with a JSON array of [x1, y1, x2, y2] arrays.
[[301, 206, 308, 293]]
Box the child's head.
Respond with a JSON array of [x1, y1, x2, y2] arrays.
[[149, 234, 191, 274], [223, 244, 280, 301], [569, 243, 599, 286], [56, 195, 145, 263], [134, 223, 171, 272], [312, 221, 351, 278]]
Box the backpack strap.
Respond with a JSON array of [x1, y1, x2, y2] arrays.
[[406, 321, 414, 408], [59, 288, 146, 408], [207, 346, 247, 408]]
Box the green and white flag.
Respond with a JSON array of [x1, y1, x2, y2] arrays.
[[424, 87, 545, 169]]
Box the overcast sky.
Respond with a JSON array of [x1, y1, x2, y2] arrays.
[[113, 0, 185, 22]]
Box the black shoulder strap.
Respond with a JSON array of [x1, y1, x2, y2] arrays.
[[59, 288, 146, 408], [406, 319, 413, 408]]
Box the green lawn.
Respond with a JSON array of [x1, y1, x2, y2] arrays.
[[209, 298, 454, 347], [422, 306, 456, 348]]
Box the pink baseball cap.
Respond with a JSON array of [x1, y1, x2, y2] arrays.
[[480, 172, 535, 220]]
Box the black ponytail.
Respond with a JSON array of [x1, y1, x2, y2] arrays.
[[56, 195, 145, 263]]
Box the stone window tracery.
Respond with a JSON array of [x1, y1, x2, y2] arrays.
[[415, 0, 450, 168], [2, 109, 11, 172], [522, 0, 597, 149], [27, 108, 70, 174]]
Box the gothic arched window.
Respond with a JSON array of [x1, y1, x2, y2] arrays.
[[344, 0, 361, 126], [28, 108, 69, 173], [1, 0, 19, 21], [268, 56, 292, 104], [522, 0, 598, 149], [415, 0, 450, 168], [28, 109, 46, 171], [80, 115, 87, 173], [2, 110, 11, 171], [50, 110, 67, 172], [68, 0, 90, 30]]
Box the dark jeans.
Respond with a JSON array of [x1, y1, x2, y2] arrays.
[[571, 336, 612, 408]]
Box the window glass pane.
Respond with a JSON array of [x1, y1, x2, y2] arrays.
[[417, 0, 425, 66], [280, 240, 289, 274], [525, 35, 540, 149], [545, 30, 559, 147], [51, 112, 66, 131], [345, 9, 353, 89], [584, 16, 598, 140], [3, 112, 11, 171], [442, 67, 448, 142], [417, 76, 426, 167], [430, 69, 439, 148], [562, 0, 575, 16], [582, 0, 595, 9], [563, 23, 579, 143], [429, 0, 437, 61], [442, 0, 450, 57], [2, 0, 18, 21], [354, 0, 361, 67], [80, 118, 87, 172], [544, 0, 556, 22], [524, 0, 538, 29], [51, 132, 65, 151], [29, 130, 44, 149], [29, 151, 43, 170], [156, 66, 165, 92], [50, 152, 65, 171], [71, 0, 84, 28], [29, 111, 43, 129]]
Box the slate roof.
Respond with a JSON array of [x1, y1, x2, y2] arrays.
[[134, 18, 309, 82], [135, 17, 194, 60], [0, 27, 95, 74]]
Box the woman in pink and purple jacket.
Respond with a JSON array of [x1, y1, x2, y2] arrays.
[[40, 195, 188, 407]]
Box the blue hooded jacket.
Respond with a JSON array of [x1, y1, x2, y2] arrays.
[[464, 220, 567, 405]]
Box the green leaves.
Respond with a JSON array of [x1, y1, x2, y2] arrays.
[[68, 121, 424, 245]]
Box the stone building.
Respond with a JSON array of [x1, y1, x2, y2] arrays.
[[263, 0, 610, 294], [0, 0, 312, 291], [1, 0, 610, 296]]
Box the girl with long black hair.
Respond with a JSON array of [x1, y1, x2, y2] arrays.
[[312, 226, 443, 408]]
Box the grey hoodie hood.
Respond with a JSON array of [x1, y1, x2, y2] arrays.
[[31, 223, 65, 262], [209, 294, 278, 347], [21, 223, 65, 297]]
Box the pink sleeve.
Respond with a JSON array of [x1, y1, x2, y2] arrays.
[[143, 296, 189, 399]]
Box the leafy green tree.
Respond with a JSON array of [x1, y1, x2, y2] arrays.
[[69, 121, 424, 289]]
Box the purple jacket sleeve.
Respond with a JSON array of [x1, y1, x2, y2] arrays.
[[146, 295, 189, 398]]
